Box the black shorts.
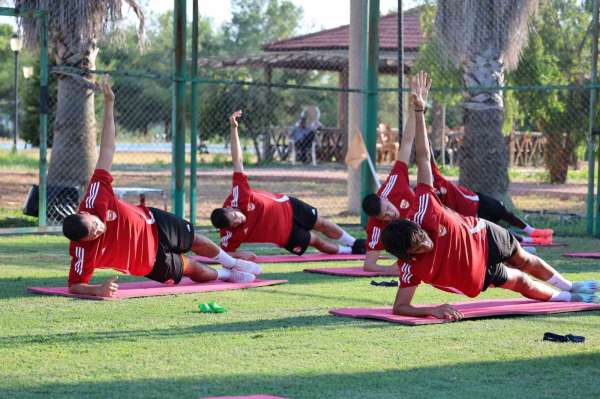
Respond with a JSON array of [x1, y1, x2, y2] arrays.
[[482, 220, 519, 290], [284, 196, 318, 256], [476, 192, 505, 224], [145, 207, 195, 284]]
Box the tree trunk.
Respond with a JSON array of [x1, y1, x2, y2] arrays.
[[47, 44, 99, 189], [459, 108, 509, 198], [458, 47, 509, 200], [430, 101, 445, 159], [544, 132, 572, 184]]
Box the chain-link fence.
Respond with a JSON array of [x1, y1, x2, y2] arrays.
[[1, 1, 598, 237]]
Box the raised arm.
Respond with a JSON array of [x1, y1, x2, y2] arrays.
[[96, 74, 116, 171], [398, 76, 431, 164], [412, 71, 433, 187], [229, 110, 244, 173]]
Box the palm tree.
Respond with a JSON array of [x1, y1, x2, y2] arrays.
[[434, 0, 538, 199], [15, 0, 143, 191]]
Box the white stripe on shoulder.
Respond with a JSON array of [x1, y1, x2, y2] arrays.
[[369, 226, 381, 249], [85, 182, 100, 209], [231, 186, 239, 208], [381, 174, 398, 199], [74, 246, 85, 275]]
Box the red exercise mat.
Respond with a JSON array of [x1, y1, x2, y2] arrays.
[[330, 298, 600, 326], [562, 252, 600, 259], [28, 278, 287, 300], [202, 396, 286, 399], [191, 253, 369, 264], [303, 266, 399, 277]]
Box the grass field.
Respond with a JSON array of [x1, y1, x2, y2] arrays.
[[1, 233, 600, 399]]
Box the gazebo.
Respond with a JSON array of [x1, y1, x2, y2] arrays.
[[198, 9, 425, 161]]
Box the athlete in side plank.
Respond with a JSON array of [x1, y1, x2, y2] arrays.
[[381, 71, 598, 320]]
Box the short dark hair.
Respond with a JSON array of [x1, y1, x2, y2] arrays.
[[362, 194, 381, 216], [62, 214, 89, 242], [210, 208, 231, 229], [381, 219, 424, 261]]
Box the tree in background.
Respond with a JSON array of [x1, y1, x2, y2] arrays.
[[510, 0, 594, 183], [434, 0, 539, 200], [15, 0, 144, 190]]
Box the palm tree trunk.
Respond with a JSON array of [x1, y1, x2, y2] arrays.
[[47, 45, 98, 189], [458, 48, 509, 200]]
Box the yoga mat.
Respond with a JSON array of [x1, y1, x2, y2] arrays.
[[192, 253, 370, 264], [303, 266, 399, 277], [330, 298, 600, 326], [527, 242, 567, 247], [202, 396, 286, 399], [28, 278, 287, 301], [563, 252, 600, 259]]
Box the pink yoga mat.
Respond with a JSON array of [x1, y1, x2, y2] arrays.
[[28, 278, 287, 301], [192, 253, 369, 264], [303, 266, 399, 277], [527, 242, 567, 247], [330, 299, 600, 325], [563, 252, 600, 259]]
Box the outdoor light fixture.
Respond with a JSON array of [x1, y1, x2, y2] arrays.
[[10, 33, 22, 52], [10, 33, 22, 152]]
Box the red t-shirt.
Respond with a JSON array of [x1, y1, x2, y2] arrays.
[[431, 161, 479, 217], [396, 183, 488, 298], [366, 161, 415, 250], [68, 169, 159, 285], [219, 172, 294, 251]]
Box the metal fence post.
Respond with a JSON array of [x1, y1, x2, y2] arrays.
[[190, 0, 199, 226], [360, 0, 380, 226], [38, 11, 49, 228], [590, 0, 600, 236], [173, 0, 186, 218], [397, 0, 403, 141]]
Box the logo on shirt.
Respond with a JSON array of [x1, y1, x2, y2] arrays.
[[400, 199, 410, 209], [164, 279, 175, 285], [248, 203, 256, 211], [439, 225, 447, 237], [439, 187, 448, 195], [243, 228, 248, 234], [106, 209, 117, 222]]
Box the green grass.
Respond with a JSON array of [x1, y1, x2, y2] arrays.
[[0, 208, 38, 228], [0, 149, 39, 170], [1, 234, 600, 398]]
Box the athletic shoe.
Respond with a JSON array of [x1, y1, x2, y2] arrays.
[[227, 269, 256, 284], [530, 228, 554, 238], [570, 280, 599, 294], [531, 236, 553, 245], [351, 238, 366, 255], [570, 292, 599, 303], [233, 258, 262, 275]]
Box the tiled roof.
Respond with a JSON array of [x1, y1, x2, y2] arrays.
[[263, 10, 423, 52]]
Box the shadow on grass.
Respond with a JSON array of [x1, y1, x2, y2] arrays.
[[1, 353, 599, 399], [0, 314, 357, 348]]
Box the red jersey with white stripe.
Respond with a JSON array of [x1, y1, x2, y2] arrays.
[[366, 161, 415, 250], [397, 183, 488, 298], [431, 161, 479, 217], [219, 172, 293, 251], [68, 169, 159, 285]]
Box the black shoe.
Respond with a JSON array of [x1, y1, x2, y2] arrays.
[[351, 238, 366, 255]]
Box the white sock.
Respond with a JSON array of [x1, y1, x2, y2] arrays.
[[212, 249, 236, 268], [216, 268, 232, 280], [523, 225, 534, 235], [521, 236, 533, 243], [337, 230, 356, 246], [337, 245, 352, 254], [550, 290, 571, 302], [546, 274, 572, 291]]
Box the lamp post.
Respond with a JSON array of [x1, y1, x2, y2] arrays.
[[10, 33, 23, 152]]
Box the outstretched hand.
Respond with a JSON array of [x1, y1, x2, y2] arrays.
[[410, 71, 431, 110], [230, 110, 242, 128], [101, 74, 115, 102], [97, 275, 119, 297], [431, 303, 463, 321]]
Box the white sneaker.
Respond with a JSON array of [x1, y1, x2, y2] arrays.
[[227, 270, 256, 284], [233, 259, 262, 275]]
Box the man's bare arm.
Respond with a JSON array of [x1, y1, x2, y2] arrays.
[[69, 276, 119, 297], [363, 250, 396, 272], [96, 74, 116, 171], [393, 284, 463, 320], [229, 110, 244, 173], [412, 71, 433, 187]]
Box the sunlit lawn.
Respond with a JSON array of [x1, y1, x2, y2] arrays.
[[1, 233, 599, 398]]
